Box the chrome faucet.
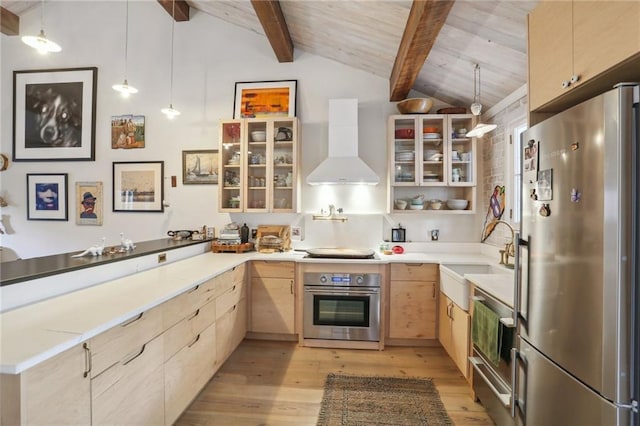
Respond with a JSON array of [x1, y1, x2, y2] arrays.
[[494, 220, 515, 268], [312, 204, 348, 222]]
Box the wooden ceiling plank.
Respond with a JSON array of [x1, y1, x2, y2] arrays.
[[250, 0, 293, 63], [1, 6, 19, 36], [389, 0, 455, 101], [157, 0, 190, 22]]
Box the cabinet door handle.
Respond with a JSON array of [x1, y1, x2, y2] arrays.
[[187, 308, 200, 321], [121, 312, 143, 327], [561, 80, 571, 89], [290, 280, 294, 294], [187, 285, 200, 294], [432, 285, 436, 298], [187, 334, 201, 348], [122, 344, 146, 366], [83, 343, 91, 378]]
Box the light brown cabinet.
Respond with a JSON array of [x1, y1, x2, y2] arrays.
[[387, 263, 438, 341], [0, 343, 91, 425], [438, 292, 470, 379], [249, 261, 296, 337], [219, 118, 299, 212], [388, 114, 477, 213], [528, 0, 640, 112]]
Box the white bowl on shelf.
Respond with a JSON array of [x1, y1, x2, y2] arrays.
[[250, 130, 266, 142], [446, 199, 469, 210], [409, 204, 424, 210]]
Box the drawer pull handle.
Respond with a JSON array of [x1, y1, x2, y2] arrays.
[[405, 263, 424, 267], [188, 334, 201, 348], [121, 312, 143, 327], [232, 284, 236, 291], [188, 309, 200, 320], [122, 344, 146, 366], [83, 343, 91, 378], [187, 285, 200, 294], [232, 304, 237, 312]]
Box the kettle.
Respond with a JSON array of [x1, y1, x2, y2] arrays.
[[275, 127, 292, 141]]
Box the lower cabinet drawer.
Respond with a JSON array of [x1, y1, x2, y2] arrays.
[[163, 298, 217, 362], [91, 335, 164, 425], [210, 264, 246, 300], [216, 299, 247, 364], [164, 322, 218, 425], [90, 306, 162, 377], [215, 281, 246, 321]]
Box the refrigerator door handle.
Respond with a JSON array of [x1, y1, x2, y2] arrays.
[[511, 348, 527, 421], [514, 233, 529, 328]]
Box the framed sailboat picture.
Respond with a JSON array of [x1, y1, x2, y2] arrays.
[[182, 150, 218, 184]]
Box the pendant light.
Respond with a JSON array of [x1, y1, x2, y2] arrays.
[[161, 0, 181, 119], [112, 0, 138, 97], [21, 0, 61, 54], [465, 63, 496, 138]]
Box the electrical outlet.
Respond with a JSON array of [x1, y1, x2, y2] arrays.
[[158, 253, 167, 263]]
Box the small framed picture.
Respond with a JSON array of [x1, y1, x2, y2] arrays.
[[13, 67, 97, 161], [111, 115, 145, 149], [27, 173, 68, 221], [537, 168, 553, 201], [112, 161, 164, 212], [182, 149, 219, 184], [233, 80, 297, 119], [76, 181, 103, 225]]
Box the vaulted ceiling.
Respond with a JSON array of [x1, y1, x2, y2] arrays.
[[2, 0, 538, 111]]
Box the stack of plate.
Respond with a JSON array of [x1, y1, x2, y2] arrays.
[[424, 150, 442, 161], [423, 132, 441, 139], [423, 172, 439, 182], [395, 151, 415, 161]]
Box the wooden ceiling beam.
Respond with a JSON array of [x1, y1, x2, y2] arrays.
[[1, 6, 19, 36], [250, 0, 293, 63], [389, 0, 454, 101], [157, 0, 190, 22]]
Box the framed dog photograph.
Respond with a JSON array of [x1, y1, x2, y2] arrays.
[[13, 67, 97, 161], [111, 115, 145, 149], [76, 181, 103, 226], [182, 150, 219, 184], [233, 80, 297, 119], [27, 173, 68, 221], [112, 161, 164, 212]]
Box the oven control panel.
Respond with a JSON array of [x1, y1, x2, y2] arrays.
[[304, 273, 380, 287]]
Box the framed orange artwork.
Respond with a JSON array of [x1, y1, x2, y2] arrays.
[[233, 80, 297, 119]]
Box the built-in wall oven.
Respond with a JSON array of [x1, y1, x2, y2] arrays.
[[470, 286, 516, 426], [303, 272, 381, 342]]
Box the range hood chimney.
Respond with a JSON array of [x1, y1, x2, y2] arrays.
[[306, 98, 380, 185]]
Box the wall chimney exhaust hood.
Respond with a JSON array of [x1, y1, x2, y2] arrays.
[[306, 99, 380, 185]]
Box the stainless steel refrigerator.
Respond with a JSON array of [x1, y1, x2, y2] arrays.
[[514, 83, 639, 425]]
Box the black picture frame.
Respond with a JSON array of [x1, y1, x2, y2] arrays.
[[27, 173, 68, 221], [13, 67, 98, 161], [233, 80, 297, 119], [112, 161, 164, 212]]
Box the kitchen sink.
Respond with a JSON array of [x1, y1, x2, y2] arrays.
[[439, 263, 511, 311]]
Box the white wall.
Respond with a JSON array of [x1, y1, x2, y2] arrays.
[[1, 1, 481, 258]]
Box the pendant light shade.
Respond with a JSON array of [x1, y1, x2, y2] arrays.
[[162, 0, 180, 118], [22, 0, 61, 54], [465, 63, 496, 138], [113, 0, 138, 97]]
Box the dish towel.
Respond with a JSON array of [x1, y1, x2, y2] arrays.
[[472, 299, 501, 366]]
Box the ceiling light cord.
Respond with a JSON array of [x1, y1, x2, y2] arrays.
[[40, 0, 45, 30], [112, 0, 138, 96], [162, 0, 181, 118]]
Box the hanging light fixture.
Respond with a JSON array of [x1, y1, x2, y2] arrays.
[[112, 0, 138, 97], [22, 0, 62, 54], [466, 63, 497, 138], [161, 0, 181, 119]]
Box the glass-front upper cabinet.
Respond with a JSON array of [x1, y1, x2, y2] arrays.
[[447, 115, 476, 186], [388, 113, 478, 214], [219, 117, 298, 213], [219, 120, 244, 211]]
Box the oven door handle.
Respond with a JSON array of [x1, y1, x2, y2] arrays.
[[469, 356, 511, 408], [304, 287, 379, 295]]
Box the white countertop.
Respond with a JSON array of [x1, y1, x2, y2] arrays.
[[0, 247, 509, 374], [465, 273, 515, 308]]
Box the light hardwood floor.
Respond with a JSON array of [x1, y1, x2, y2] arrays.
[[175, 339, 494, 425]]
